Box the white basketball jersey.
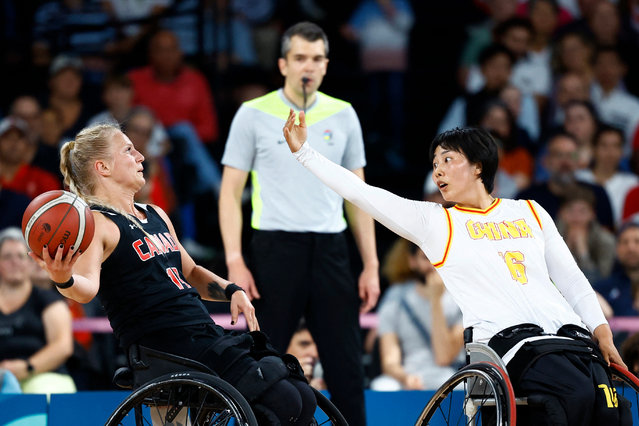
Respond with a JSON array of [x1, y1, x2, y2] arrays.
[[425, 199, 585, 343]]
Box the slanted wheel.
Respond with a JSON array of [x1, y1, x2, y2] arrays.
[[105, 371, 257, 426], [415, 362, 516, 426]]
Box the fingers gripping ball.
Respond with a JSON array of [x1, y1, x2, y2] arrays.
[[21, 190, 95, 259]]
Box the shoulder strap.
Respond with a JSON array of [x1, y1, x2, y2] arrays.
[[400, 294, 431, 346]]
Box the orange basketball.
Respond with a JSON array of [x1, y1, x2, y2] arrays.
[[21, 190, 95, 259]]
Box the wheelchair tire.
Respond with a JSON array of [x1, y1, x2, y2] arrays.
[[105, 371, 258, 426], [311, 388, 349, 425], [415, 362, 516, 426], [611, 362, 639, 423]]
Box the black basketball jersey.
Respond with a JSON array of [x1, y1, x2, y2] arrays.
[[95, 204, 214, 347]]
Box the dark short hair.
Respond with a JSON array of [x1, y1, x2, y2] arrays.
[[478, 43, 516, 67], [594, 124, 624, 148], [429, 128, 499, 194], [529, 0, 560, 14], [493, 17, 533, 40], [617, 220, 639, 238], [559, 185, 596, 209], [546, 130, 578, 149], [281, 21, 329, 58], [594, 45, 625, 65], [564, 99, 598, 122], [103, 73, 132, 90]]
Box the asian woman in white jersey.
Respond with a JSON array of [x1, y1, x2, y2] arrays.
[[283, 109, 629, 425]]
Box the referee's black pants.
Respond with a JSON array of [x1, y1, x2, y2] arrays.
[[250, 230, 366, 426]]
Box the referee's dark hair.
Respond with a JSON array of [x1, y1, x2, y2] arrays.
[[429, 128, 499, 194], [281, 21, 329, 58]]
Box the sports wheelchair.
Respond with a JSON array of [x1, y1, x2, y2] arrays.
[[415, 342, 639, 425], [105, 345, 348, 425]]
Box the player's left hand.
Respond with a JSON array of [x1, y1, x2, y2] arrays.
[[593, 324, 626, 368], [359, 265, 380, 313], [230, 291, 260, 331]]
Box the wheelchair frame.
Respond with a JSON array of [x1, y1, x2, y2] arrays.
[[105, 345, 347, 426], [415, 343, 639, 426]]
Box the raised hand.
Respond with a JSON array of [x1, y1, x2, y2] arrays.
[[283, 108, 307, 153]]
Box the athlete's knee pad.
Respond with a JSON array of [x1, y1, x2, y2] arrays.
[[233, 355, 289, 402]]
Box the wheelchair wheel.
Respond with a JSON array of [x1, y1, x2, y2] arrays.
[[611, 362, 639, 422], [415, 362, 517, 426], [105, 371, 258, 426], [311, 388, 348, 425]]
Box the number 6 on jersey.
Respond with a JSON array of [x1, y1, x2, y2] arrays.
[[499, 251, 528, 284]]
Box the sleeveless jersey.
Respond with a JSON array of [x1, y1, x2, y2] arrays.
[[95, 204, 214, 347]]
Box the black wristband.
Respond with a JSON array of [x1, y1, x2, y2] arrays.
[[224, 283, 244, 300], [54, 276, 74, 289], [25, 359, 34, 373]]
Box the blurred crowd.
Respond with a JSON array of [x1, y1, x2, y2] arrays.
[[2, 0, 639, 395]]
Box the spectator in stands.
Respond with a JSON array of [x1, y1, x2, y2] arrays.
[[45, 54, 96, 141], [590, 46, 639, 153], [10, 96, 42, 145], [457, 0, 518, 87], [370, 238, 463, 391], [0, 228, 76, 394], [129, 29, 223, 254], [10, 96, 61, 179], [577, 125, 638, 227], [588, 0, 622, 46], [499, 83, 541, 144], [129, 29, 219, 145], [440, 43, 518, 133], [546, 71, 591, 129], [286, 320, 326, 390], [562, 100, 599, 170], [466, 17, 551, 113], [595, 221, 639, 318], [526, 0, 560, 89], [0, 117, 60, 200], [88, 74, 169, 161], [478, 99, 534, 190], [556, 186, 616, 283], [552, 30, 595, 88], [517, 132, 614, 229]]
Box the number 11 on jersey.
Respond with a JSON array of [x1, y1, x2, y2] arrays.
[[499, 251, 528, 284]]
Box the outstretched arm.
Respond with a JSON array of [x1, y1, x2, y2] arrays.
[[283, 109, 435, 248]]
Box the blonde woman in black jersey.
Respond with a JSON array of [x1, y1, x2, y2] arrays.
[[30, 123, 316, 425]]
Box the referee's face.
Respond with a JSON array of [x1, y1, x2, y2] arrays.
[[279, 36, 328, 99]]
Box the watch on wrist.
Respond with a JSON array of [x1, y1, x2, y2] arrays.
[[26, 359, 35, 373]]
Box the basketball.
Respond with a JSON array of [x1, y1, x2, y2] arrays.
[[21, 190, 95, 259]]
